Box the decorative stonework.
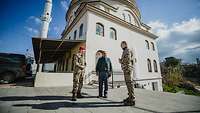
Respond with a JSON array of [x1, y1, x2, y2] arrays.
[[67, 0, 140, 21]]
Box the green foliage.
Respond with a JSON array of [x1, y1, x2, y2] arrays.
[[163, 57, 183, 86], [162, 57, 200, 97], [163, 84, 200, 96], [163, 84, 182, 93], [165, 57, 181, 67], [165, 66, 183, 85]]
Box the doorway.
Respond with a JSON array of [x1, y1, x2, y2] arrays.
[[152, 82, 158, 91]]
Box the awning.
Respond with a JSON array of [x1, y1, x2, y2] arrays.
[[32, 37, 85, 63]]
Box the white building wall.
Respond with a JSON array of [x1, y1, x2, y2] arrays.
[[85, 12, 162, 91], [64, 1, 163, 91], [63, 13, 88, 40]]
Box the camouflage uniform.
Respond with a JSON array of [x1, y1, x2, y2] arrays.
[[119, 47, 135, 105], [72, 53, 86, 96]]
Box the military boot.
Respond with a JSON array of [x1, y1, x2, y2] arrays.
[[123, 97, 129, 103], [71, 93, 77, 101], [124, 100, 135, 106], [77, 92, 84, 98], [124, 99, 135, 106]]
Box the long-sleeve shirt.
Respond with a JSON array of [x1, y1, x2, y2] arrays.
[[105, 57, 113, 72], [96, 57, 108, 73], [120, 48, 134, 71], [74, 53, 86, 72]]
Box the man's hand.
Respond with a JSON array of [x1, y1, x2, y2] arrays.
[[79, 65, 85, 70]]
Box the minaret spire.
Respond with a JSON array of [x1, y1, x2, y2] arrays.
[[40, 0, 52, 38], [37, 0, 52, 72]]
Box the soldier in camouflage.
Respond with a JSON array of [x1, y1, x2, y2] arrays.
[[72, 46, 86, 101], [119, 41, 136, 106]]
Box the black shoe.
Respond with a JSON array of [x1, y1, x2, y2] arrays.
[[72, 93, 77, 101], [124, 100, 135, 106], [77, 93, 84, 98], [123, 97, 129, 102], [97, 95, 103, 98], [71, 98, 77, 101], [103, 95, 107, 98]]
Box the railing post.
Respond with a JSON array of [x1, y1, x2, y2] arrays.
[[112, 72, 114, 89]]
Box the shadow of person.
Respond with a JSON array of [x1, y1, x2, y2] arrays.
[[0, 95, 98, 101], [13, 102, 200, 113], [0, 96, 72, 101], [13, 101, 124, 110]]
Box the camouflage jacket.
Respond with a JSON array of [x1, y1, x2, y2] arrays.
[[120, 48, 134, 71], [74, 53, 86, 71]]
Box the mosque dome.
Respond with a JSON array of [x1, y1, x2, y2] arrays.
[[66, 0, 141, 24]]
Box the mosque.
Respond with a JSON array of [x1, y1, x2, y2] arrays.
[[32, 0, 163, 91]]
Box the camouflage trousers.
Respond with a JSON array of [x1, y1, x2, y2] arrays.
[[123, 70, 135, 101], [72, 70, 84, 94]]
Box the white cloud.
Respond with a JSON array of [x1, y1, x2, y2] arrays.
[[172, 43, 200, 56], [51, 26, 61, 35], [172, 18, 200, 34], [60, 0, 70, 11], [148, 20, 170, 39], [148, 18, 200, 39], [148, 18, 200, 63], [24, 26, 39, 35], [27, 16, 41, 25]]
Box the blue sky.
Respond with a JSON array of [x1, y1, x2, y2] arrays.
[[0, 0, 200, 63]]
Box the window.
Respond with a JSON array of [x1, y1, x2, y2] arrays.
[[79, 24, 83, 38], [151, 42, 155, 51], [152, 82, 158, 91], [122, 13, 126, 21], [110, 27, 117, 40], [96, 23, 104, 36], [153, 60, 158, 72], [145, 40, 150, 50], [69, 36, 71, 40], [147, 59, 152, 72], [74, 30, 77, 40], [128, 14, 132, 23]]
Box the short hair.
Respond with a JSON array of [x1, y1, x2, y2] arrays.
[[97, 50, 103, 53], [79, 46, 85, 51], [121, 41, 127, 45]]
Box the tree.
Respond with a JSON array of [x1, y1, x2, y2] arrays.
[[162, 57, 183, 86]]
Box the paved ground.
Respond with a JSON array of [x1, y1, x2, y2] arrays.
[[0, 85, 200, 113]]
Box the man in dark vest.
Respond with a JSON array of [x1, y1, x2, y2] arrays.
[[96, 51, 109, 98]]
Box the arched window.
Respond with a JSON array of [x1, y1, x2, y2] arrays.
[[128, 14, 132, 23], [122, 13, 126, 21], [153, 60, 158, 72], [151, 42, 155, 51], [145, 40, 150, 50], [96, 23, 104, 36], [147, 59, 152, 72], [110, 27, 117, 40], [79, 24, 84, 38], [74, 30, 77, 40]]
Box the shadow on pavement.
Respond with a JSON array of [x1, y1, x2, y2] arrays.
[[1, 95, 200, 113], [13, 101, 124, 110], [0, 95, 98, 101], [12, 101, 200, 113], [0, 96, 71, 101]]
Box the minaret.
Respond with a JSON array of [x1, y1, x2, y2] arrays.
[[38, 0, 52, 72], [40, 0, 52, 38]]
